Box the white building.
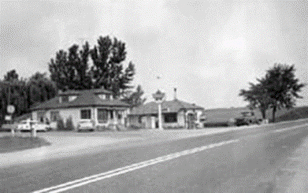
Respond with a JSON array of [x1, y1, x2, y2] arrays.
[[31, 89, 130, 130]]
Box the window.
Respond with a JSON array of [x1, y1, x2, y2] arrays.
[[69, 95, 77, 102], [117, 112, 122, 120], [138, 116, 142, 123], [97, 109, 108, 123], [50, 111, 59, 122], [108, 110, 113, 119], [81, 109, 91, 119], [37, 111, 45, 122], [105, 94, 110, 100], [164, 113, 177, 123], [98, 94, 105, 100], [62, 96, 69, 102]]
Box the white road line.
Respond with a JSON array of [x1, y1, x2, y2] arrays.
[[271, 124, 307, 133], [32, 139, 239, 193], [32, 123, 308, 193]]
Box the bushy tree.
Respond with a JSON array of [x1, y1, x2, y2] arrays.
[[240, 64, 305, 122], [261, 64, 305, 122], [56, 117, 65, 131], [27, 72, 57, 107], [0, 70, 57, 124], [0, 70, 28, 123], [239, 82, 272, 119], [65, 116, 75, 131]]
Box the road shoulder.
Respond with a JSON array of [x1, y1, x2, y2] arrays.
[[274, 132, 308, 192]]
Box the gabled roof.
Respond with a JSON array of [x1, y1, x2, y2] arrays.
[[129, 99, 204, 115], [31, 89, 129, 111]]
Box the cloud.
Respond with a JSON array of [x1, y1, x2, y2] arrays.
[[0, 0, 307, 108], [0, 1, 98, 77]]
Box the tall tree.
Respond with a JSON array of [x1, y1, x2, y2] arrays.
[[122, 85, 146, 108], [262, 64, 305, 122], [49, 42, 91, 91], [4, 69, 19, 81], [90, 36, 135, 97], [49, 36, 135, 98]]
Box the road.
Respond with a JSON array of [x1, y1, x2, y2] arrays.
[[1, 120, 308, 193]]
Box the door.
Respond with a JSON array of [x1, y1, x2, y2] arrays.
[[187, 113, 196, 129]]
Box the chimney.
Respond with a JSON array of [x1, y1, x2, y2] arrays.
[[174, 88, 177, 100]]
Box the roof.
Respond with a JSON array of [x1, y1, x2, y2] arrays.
[[58, 88, 111, 96], [129, 99, 204, 115], [31, 89, 129, 111]]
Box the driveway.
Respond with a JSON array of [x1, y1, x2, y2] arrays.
[[0, 131, 141, 168]]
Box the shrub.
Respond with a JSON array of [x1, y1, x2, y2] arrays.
[[65, 116, 75, 131], [127, 125, 142, 130], [56, 117, 65, 131], [203, 122, 229, 128]]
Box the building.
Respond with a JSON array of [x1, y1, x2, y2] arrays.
[[31, 89, 130, 130], [128, 98, 205, 129]]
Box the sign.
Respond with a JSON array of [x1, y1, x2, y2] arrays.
[[7, 105, 15, 114], [5, 115, 11, 121]]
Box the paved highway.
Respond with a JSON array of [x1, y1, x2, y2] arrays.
[[1, 120, 308, 193]]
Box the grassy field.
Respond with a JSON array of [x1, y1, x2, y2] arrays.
[[275, 106, 308, 122], [204, 106, 308, 127], [0, 136, 51, 153]]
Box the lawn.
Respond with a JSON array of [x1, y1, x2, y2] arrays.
[[0, 136, 51, 153]]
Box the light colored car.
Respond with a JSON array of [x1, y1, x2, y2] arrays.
[[77, 120, 95, 132], [17, 120, 48, 132]]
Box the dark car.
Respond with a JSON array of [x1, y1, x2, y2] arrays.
[[235, 111, 259, 126]]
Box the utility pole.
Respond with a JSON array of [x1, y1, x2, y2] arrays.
[[1, 81, 15, 136]]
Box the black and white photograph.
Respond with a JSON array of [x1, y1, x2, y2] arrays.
[[0, 0, 308, 192]]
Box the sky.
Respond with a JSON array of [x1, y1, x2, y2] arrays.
[[1, 0, 307, 109]]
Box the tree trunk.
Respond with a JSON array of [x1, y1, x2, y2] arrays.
[[260, 108, 266, 119], [272, 106, 276, 123]]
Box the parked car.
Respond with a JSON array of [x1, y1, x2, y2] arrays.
[[235, 111, 260, 126], [77, 120, 95, 132], [17, 120, 49, 132], [0, 123, 17, 131]]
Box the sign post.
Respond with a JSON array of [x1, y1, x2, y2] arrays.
[[152, 90, 165, 130], [7, 105, 15, 136]]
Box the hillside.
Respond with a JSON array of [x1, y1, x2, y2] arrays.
[[204, 106, 308, 124], [275, 106, 308, 122]]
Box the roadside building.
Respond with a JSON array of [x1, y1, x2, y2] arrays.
[[128, 98, 205, 129], [31, 89, 130, 130]]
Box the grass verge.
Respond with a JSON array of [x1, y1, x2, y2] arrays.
[[0, 136, 51, 153]]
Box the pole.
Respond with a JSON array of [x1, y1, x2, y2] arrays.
[[7, 83, 15, 136], [158, 102, 163, 130], [30, 121, 37, 138]]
